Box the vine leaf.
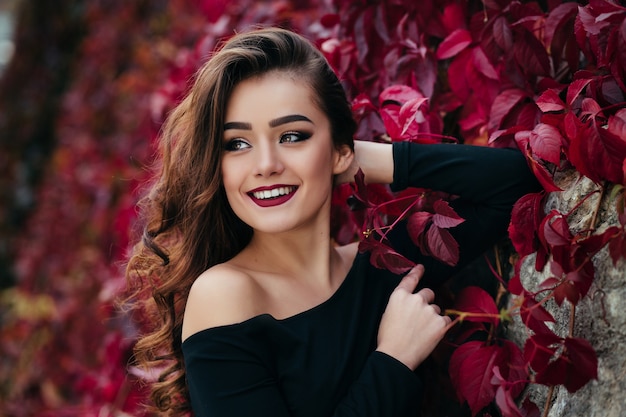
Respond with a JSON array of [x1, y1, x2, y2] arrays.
[[508, 192, 545, 257], [515, 291, 556, 336], [451, 286, 499, 326], [426, 227, 459, 266], [436, 28, 472, 60], [492, 366, 529, 417], [516, 132, 562, 192], [432, 200, 465, 228], [357, 238, 414, 274], [407, 200, 464, 266], [535, 88, 565, 113], [528, 123, 565, 165], [450, 340, 527, 416], [566, 108, 626, 184], [530, 335, 598, 393]]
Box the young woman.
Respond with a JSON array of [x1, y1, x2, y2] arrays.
[[126, 27, 540, 416]]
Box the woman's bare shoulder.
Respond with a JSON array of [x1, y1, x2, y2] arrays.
[[182, 262, 266, 341]]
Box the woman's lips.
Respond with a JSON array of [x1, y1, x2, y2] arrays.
[[247, 185, 298, 207]]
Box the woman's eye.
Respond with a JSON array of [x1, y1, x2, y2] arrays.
[[280, 131, 311, 143], [224, 139, 250, 151]]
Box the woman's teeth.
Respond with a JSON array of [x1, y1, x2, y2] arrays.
[[252, 186, 295, 200]]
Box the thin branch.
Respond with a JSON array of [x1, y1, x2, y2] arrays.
[[493, 245, 507, 307], [543, 385, 555, 417], [584, 181, 607, 238]]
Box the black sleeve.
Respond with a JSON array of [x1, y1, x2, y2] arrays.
[[184, 338, 422, 417], [388, 142, 541, 286]]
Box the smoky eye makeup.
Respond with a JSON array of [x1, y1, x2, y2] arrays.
[[279, 131, 312, 143], [223, 138, 251, 151]]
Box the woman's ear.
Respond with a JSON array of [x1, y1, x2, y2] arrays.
[[332, 144, 355, 175]]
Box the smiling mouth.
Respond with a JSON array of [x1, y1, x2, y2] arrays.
[[250, 186, 297, 200]]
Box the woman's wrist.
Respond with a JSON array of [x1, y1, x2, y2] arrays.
[[352, 141, 394, 184]]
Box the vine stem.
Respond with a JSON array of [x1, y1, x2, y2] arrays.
[[542, 386, 555, 417], [541, 182, 605, 417], [584, 181, 607, 238], [493, 245, 507, 307]]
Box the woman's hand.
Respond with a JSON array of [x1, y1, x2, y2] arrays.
[[376, 264, 452, 370], [335, 141, 394, 185]]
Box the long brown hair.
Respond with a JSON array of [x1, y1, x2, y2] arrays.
[[125, 27, 357, 415]]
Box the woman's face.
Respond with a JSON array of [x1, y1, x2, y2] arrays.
[[220, 73, 352, 235]]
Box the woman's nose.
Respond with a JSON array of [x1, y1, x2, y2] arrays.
[[254, 142, 284, 177]]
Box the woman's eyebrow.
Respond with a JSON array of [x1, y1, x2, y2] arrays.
[[223, 115, 313, 131], [269, 114, 313, 127], [224, 121, 252, 130]]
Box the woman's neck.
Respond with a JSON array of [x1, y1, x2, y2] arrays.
[[244, 226, 335, 282]]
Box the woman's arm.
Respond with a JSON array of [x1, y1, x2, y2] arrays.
[[339, 140, 541, 285], [337, 141, 394, 185], [184, 346, 424, 417]]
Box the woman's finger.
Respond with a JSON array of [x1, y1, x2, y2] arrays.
[[416, 287, 435, 304], [395, 264, 424, 293]]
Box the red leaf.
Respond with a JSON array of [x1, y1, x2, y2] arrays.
[[399, 97, 430, 137], [453, 286, 499, 325], [488, 89, 529, 131], [379, 104, 402, 139], [449, 341, 483, 401], [350, 168, 370, 207], [452, 342, 498, 413], [427, 226, 460, 266], [351, 93, 376, 113], [379, 84, 423, 105], [562, 337, 599, 391], [489, 126, 525, 149], [407, 211, 433, 244], [508, 269, 524, 296], [608, 231, 626, 265], [320, 13, 340, 28], [539, 210, 572, 250], [431, 200, 465, 229], [568, 113, 626, 184], [553, 279, 582, 306], [518, 295, 556, 336], [564, 259, 595, 301], [491, 358, 530, 417], [524, 332, 561, 373], [543, 3, 580, 51], [536, 89, 566, 113], [516, 132, 562, 192], [493, 16, 513, 51], [472, 46, 499, 80], [579, 226, 621, 256], [508, 192, 544, 257], [441, 3, 467, 34], [454, 341, 526, 415], [437, 28, 472, 60], [528, 123, 565, 165], [566, 78, 592, 106], [358, 238, 415, 274], [608, 110, 626, 141], [494, 379, 524, 417], [534, 336, 598, 393], [577, 3, 613, 36], [513, 27, 551, 77], [499, 340, 529, 389]]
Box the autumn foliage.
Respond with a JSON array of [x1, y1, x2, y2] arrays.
[[1, 0, 625, 416]]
